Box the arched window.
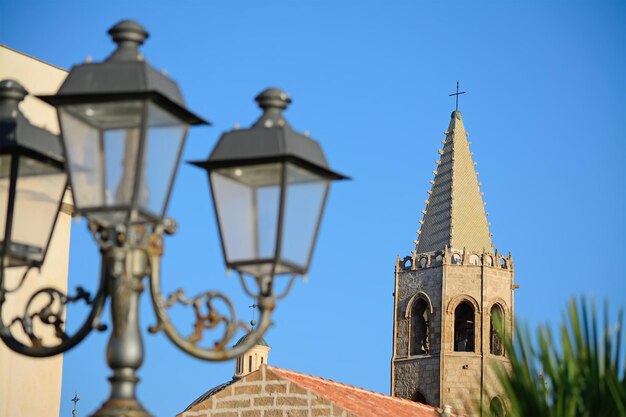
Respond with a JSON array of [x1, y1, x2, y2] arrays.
[[412, 390, 428, 405], [489, 396, 506, 417], [490, 304, 504, 356], [454, 301, 475, 352], [411, 298, 430, 355]]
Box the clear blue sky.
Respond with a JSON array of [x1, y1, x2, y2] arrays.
[[1, 1, 625, 417]]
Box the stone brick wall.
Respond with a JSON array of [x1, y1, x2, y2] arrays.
[[442, 257, 514, 416], [393, 356, 440, 405], [392, 266, 443, 405], [440, 353, 482, 413], [392, 249, 515, 416], [394, 267, 443, 357], [179, 366, 355, 417]]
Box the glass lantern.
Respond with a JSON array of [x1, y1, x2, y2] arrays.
[[56, 101, 188, 226], [194, 88, 346, 277], [39, 20, 207, 227], [0, 80, 67, 268]]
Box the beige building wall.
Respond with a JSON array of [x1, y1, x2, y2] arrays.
[[0, 45, 70, 417], [234, 343, 271, 379]]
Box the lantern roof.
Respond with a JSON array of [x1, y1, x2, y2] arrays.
[[192, 88, 348, 180], [233, 332, 270, 348], [0, 79, 63, 165], [37, 20, 208, 126]]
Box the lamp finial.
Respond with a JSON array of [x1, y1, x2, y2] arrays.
[[107, 20, 149, 61]]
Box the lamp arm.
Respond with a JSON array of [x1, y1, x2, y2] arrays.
[[0, 262, 108, 357], [146, 234, 275, 360], [237, 272, 299, 301]]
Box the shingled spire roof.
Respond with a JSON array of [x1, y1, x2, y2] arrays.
[[415, 110, 492, 253]]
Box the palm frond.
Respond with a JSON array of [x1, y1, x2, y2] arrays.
[[487, 297, 625, 417]]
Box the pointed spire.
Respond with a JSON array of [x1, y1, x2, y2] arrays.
[[415, 110, 492, 253]]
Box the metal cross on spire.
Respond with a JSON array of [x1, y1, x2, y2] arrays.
[[448, 81, 466, 111], [71, 393, 80, 417]]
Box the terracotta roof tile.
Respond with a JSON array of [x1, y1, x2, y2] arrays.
[[268, 366, 453, 417]]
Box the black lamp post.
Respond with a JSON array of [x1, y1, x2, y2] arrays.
[[0, 20, 346, 417]]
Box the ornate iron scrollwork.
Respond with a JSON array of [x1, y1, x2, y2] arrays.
[[0, 266, 107, 357], [11, 286, 91, 345], [146, 233, 275, 360], [148, 288, 246, 350]]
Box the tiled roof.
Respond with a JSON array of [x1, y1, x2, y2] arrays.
[[183, 379, 236, 411], [415, 110, 492, 253], [268, 366, 450, 417]]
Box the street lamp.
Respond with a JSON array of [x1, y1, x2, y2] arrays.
[[192, 88, 346, 279], [0, 21, 345, 417], [40, 20, 205, 227], [0, 80, 67, 269]]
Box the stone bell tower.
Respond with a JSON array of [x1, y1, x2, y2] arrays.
[[391, 109, 515, 416]]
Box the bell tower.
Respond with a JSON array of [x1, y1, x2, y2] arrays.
[[391, 108, 515, 416]]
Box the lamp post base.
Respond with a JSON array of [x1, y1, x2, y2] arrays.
[[91, 398, 153, 417]]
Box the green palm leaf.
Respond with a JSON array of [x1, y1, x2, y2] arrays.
[[486, 297, 625, 417]]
